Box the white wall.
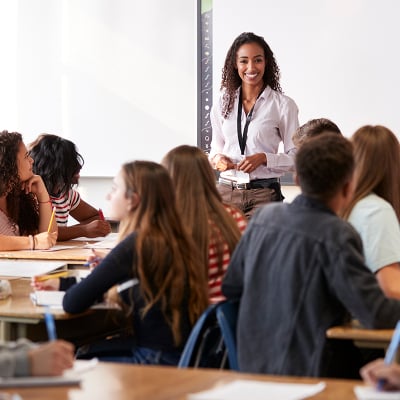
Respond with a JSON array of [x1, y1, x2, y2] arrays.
[[213, 0, 400, 137], [0, 0, 197, 177]]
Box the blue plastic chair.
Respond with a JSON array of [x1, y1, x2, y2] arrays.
[[178, 300, 239, 370], [216, 300, 239, 371]]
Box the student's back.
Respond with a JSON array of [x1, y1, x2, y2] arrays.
[[222, 134, 400, 377]]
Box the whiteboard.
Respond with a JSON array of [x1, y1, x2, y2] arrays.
[[0, 0, 197, 177], [213, 0, 400, 139]]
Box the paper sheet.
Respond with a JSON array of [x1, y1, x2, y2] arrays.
[[188, 379, 326, 400], [354, 385, 400, 399], [0, 260, 66, 278]]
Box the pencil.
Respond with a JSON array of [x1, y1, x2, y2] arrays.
[[36, 271, 69, 281], [47, 206, 56, 233]]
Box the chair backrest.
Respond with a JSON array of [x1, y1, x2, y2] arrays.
[[178, 300, 239, 370], [216, 300, 239, 370]]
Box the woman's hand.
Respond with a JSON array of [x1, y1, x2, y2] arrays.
[[360, 358, 400, 390], [237, 153, 267, 173], [34, 232, 57, 249], [212, 154, 236, 172], [83, 220, 112, 238], [21, 174, 49, 200], [31, 277, 60, 291]]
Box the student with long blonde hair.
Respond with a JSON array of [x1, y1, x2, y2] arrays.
[[343, 125, 400, 299], [61, 161, 209, 364], [162, 145, 247, 302]]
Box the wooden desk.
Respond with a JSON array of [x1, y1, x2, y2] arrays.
[[0, 240, 93, 264], [0, 279, 124, 345], [327, 322, 393, 349], [2, 363, 364, 400]]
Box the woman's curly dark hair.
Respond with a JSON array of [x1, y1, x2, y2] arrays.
[[0, 130, 39, 235], [29, 134, 84, 196], [220, 32, 282, 119]]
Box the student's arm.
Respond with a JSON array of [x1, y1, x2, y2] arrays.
[[0, 233, 56, 251], [63, 234, 135, 313], [325, 225, 400, 329], [58, 199, 111, 241], [22, 174, 57, 234], [376, 264, 400, 299]]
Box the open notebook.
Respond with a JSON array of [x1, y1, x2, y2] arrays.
[[0, 359, 98, 387]]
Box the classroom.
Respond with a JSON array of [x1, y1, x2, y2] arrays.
[[1, 0, 400, 398]]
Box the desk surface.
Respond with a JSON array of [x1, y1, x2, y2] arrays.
[[0, 240, 93, 263], [3, 363, 364, 400], [0, 279, 72, 320], [326, 323, 393, 343]]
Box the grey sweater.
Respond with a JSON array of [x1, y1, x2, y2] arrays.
[[0, 339, 35, 377]]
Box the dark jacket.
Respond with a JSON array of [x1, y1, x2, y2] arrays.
[[222, 194, 400, 377]]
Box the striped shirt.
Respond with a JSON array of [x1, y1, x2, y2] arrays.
[[0, 209, 19, 236], [50, 188, 81, 226], [208, 204, 247, 303]]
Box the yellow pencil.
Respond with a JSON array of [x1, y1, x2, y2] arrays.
[[47, 207, 56, 233], [36, 271, 70, 281]]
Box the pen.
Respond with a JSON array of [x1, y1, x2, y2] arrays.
[[44, 306, 57, 341], [83, 257, 101, 267], [36, 271, 69, 281], [98, 208, 105, 221], [377, 320, 400, 390], [47, 206, 56, 233]]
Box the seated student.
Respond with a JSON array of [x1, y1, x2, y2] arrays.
[[162, 145, 247, 302], [29, 134, 111, 241], [342, 126, 400, 299], [0, 339, 74, 377], [292, 117, 341, 147], [361, 359, 400, 391], [0, 130, 57, 250], [222, 133, 400, 378], [59, 161, 208, 365]]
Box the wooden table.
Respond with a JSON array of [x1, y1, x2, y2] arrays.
[[1, 363, 365, 400], [0, 279, 124, 345], [0, 240, 94, 264], [327, 321, 393, 349]]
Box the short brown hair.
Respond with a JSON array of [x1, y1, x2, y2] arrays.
[[295, 133, 354, 202], [293, 118, 341, 148]]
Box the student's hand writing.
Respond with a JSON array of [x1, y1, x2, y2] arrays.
[[29, 340, 74, 376], [31, 277, 60, 291], [85, 249, 106, 269], [34, 231, 57, 249], [237, 153, 267, 173], [212, 154, 236, 171], [360, 358, 400, 390], [83, 220, 112, 238]]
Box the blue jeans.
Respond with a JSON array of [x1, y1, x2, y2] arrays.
[[76, 337, 181, 366]]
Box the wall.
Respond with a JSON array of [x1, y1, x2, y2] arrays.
[[213, 0, 400, 137], [1, 0, 197, 177]]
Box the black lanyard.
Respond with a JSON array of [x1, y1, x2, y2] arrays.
[[236, 89, 259, 155]]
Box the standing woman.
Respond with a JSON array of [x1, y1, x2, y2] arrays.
[[210, 32, 299, 217], [29, 134, 111, 241], [162, 145, 247, 303], [343, 125, 400, 299], [0, 130, 57, 250], [62, 161, 209, 364]]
